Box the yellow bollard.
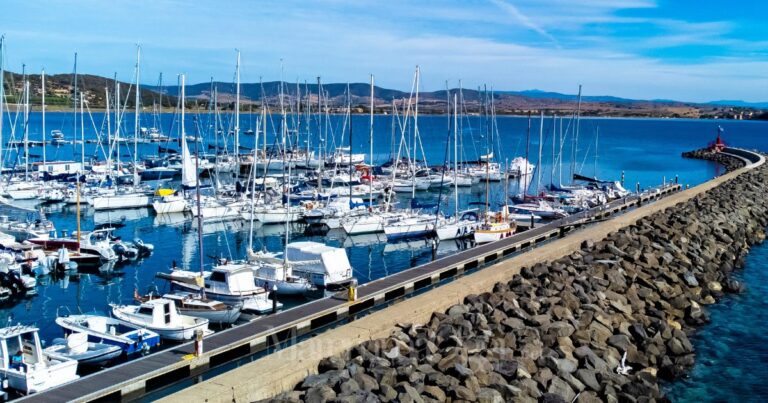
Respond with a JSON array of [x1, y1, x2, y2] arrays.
[[348, 279, 358, 302]]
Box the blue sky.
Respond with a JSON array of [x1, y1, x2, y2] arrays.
[[1, 0, 767, 102]]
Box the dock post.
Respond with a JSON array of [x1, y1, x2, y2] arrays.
[[621, 170, 625, 186], [675, 174, 678, 184], [194, 329, 204, 356], [272, 285, 278, 313], [530, 213, 535, 229], [348, 279, 358, 302]]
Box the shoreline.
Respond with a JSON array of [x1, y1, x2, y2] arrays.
[[6, 109, 766, 122]]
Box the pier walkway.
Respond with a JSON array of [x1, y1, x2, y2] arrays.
[[23, 148, 762, 403]]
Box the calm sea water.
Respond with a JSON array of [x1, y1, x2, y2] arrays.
[[1, 111, 768, 400]]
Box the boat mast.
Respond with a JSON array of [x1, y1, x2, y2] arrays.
[[115, 74, 121, 175], [571, 84, 582, 183], [133, 45, 141, 186], [536, 111, 544, 194], [72, 52, 78, 155], [369, 74, 374, 205], [80, 94, 85, 170], [41, 68, 46, 168], [234, 50, 240, 164], [551, 114, 556, 187], [184, 73, 205, 299], [525, 112, 531, 196], [453, 93, 458, 219], [23, 81, 29, 180], [594, 126, 599, 177], [105, 87, 111, 175], [347, 83, 352, 202], [412, 66, 420, 200], [0, 35, 4, 173]]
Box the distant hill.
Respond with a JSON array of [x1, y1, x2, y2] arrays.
[[706, 100, 768, 109], [2, 71, 766, 119]]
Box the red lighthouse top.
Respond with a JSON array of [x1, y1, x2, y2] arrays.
[[710, 126, 726, 152]]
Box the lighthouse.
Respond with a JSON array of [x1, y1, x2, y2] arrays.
[[710, 126, 726, 153]]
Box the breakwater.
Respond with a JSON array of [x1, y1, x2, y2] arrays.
[[261, 150, 766, 403]]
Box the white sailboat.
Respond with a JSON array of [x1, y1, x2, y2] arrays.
[[435, 94, 478, 241]]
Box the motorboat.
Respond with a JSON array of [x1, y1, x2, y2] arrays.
[[111, 298, 211, 341], [0, 214, 55, 241], [246, 258, 315, 296], [0, 324, 79, 394], [56, 314, 160, 356], [159, 263, 275, 306], [43, 332, 122, 367], [136, 291, 241, 325], [249, 241, 354, 289]]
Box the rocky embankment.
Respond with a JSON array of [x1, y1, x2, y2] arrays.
[[271, 153, 766, 403], [682, 148, 746, 171]]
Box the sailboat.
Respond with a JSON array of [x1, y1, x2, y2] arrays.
[[91, 51, 152, 210], [435, 94, 479, 241], [152, 76, 195, 214], [473, 92, 516, 245]]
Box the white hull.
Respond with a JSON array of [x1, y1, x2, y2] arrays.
[[436, 220, 477, 240], [152, 199, 188, 214], [7, 189, 39, 200], [92, 194, 151, 210], [342, 216, 385, 235]]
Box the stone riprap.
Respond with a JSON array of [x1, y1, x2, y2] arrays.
[[268, 153, 766, 403], [682, 148, 746, 171]]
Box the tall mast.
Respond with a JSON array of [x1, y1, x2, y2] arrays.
[[105, 87, 111, 173], [536, 111, 544, 194], [412, 66, 420, 199], [23, 81, 29, 180], [72, 52, 78, 151], [571, 84, 582, 182], [115, 74, 121, 174], [80, 94, 85, 168], [234, 50, 241, 163], [347, 83, 352, 202], [525, 112, 531, 196], [0, 36, 4, 173], [133, 45, 141, 185], [551, 114, 556, 187], [594, 127, 599, 177], [453, 93, 458, 218], [41, 68, 46, 167], [369, 74, 374, 205]]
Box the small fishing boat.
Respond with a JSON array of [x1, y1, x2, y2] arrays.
[[111, 298, 211, 341], [136, 291, 241, 325], [43, 332, 122, 367], [0, 324, 79, 394], [55, 314, 160, 356], [473, 213, 516, 244]]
